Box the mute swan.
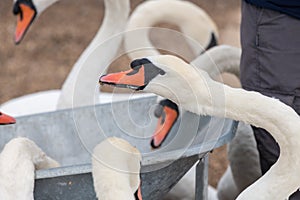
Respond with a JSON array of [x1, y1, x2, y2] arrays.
[[92, 137, 142, 200], [99, 55, 300, 199], [152, 45, 259, 200], [187, 46, 261, 200], [3, 0, 150, 117], [0, 137, 60, 200], [0, 112, 16, 125], [125, 0, 218, 59]]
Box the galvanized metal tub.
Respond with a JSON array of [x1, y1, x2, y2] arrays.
[[0, 95, 237, 199]]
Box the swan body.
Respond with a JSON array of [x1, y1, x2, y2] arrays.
[[125, 0, 218, 59], [0, 137, 59, 200], [92, 137, 142, 200], [100, 55, 300, 199]]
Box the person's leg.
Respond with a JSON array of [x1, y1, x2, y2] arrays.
[[251, 126, 279, 174], [241, 1, 300, 198]]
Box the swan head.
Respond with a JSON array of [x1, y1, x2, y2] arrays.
[[12, 0, 58, 44], [152, 99, 179, 148], [100, 58, 166, 90], [100, 55, 205, 106], [0, 112, 16, 125]]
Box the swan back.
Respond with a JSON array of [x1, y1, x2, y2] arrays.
[[0, 137, 59, 200], [92, 137, 141, 200]]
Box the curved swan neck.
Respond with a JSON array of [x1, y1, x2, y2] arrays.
[[223, 86, 300, 199], [125, 0, 218, 59], [191, 45, 241, 79], [93, 170, 136, 200], [169, 77, 300, 199], [92, 138, 141, 200], [0, 138, 59, 200], [57, 0, 130, 109]]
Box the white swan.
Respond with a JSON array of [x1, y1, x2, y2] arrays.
[[125, 0, 218, 60], [0, 137, 60, 200], [193, 46, 261, 200], [100, 55, 300, 199], [4, 0, 149, 117], [151, 45, 259, 200], [92, 137, 142, 200], [0, 112, 16, 125]]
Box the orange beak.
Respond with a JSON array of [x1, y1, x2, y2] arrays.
[[0, 112, 16, 125], [99, 66, 146, 90], [15, 4, 36, 44], [151, 100, 179, 148], [137, 184, 143, 200]]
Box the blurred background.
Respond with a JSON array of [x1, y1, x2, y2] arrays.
[[0, 0, 241, 187]]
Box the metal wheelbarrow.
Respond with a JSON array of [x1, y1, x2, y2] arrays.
[[0, 95, 237, 199]]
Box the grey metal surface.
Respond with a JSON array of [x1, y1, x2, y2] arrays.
[[196, 155, 209, 200], [0, 96, 237, 199]]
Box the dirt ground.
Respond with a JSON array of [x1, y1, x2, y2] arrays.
[[0, 0, 241, 188]]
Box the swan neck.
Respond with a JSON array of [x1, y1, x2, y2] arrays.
[[191, 46, 241, 79], [56, 0, 130, 109], [35, 0, 59, 14], [202, 83, 300, 199]]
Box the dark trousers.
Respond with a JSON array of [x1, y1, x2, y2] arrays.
[[240, 1, 300, 199]]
